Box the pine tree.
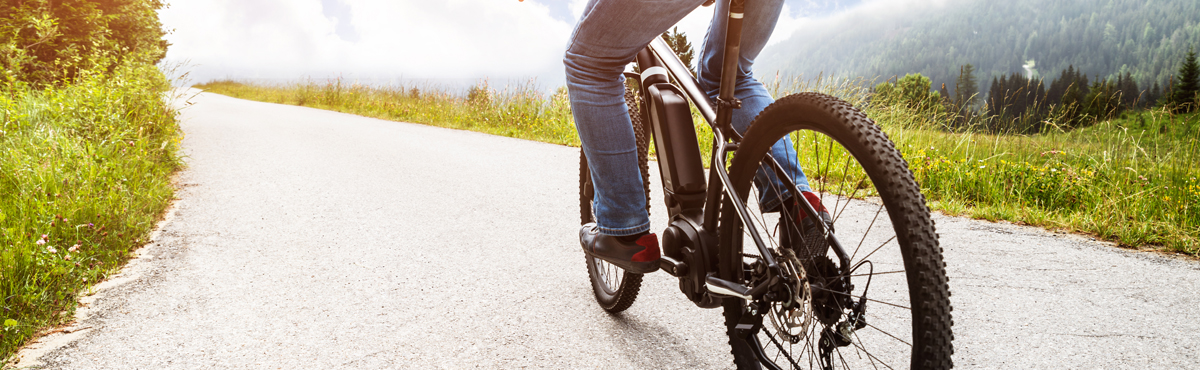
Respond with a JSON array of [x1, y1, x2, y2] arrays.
[[987, 75, 1004, 118], [954, 64, 978, 109], [1168, 47, 1199, 113], [1146, 81, 1162, 108], [1117, 72, 1139, 109], [661, 26, 696, 77]]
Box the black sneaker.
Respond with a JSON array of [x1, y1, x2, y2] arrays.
[[579, 223, 660, 274], [781, 192, 832, 263]]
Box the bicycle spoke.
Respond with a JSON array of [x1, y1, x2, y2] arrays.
[[610, 262, 621, 287], [853, 235, 897, 269], [850, 204, 886, 263], [749, 188, 781, 250], [762, 327, 804, 369], [850, 330, 893, 370], [820, 136, 834, 209], [863, 321, 913, 347], [833, 176, 867, 225], [804, 325, 819, 368], [847, 270, 904, 278], [809, 286, 910, 310], [833, 153, 852, 220]]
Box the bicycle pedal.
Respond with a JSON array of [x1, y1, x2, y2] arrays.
[[705, 274, 751, 300]]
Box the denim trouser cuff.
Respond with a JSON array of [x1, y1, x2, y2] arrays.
[[596, 221, 652, 237]]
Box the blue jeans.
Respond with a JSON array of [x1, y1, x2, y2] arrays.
[[565, 0, 812, 236]]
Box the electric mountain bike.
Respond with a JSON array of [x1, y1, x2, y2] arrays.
[[579, 1, 954, 369]]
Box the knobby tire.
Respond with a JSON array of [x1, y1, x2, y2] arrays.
[[720, 93, 954, 369]]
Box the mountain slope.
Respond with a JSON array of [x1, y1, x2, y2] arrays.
[[759, 0, 1200, 96]]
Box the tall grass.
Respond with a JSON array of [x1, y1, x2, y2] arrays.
[[196, 78, 579, 146], [0, 62, 182, 360], [200, 77, 1198, 255], [861, 84, 1199, 254]]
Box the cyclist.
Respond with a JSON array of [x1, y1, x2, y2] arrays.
[[566, 0, 829, 273]]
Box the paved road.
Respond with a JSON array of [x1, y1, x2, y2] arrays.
[[14, 91, 1200, 369]]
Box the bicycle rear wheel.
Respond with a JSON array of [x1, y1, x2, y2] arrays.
[[580, 84, 653, 313], [720, 93, 953, 369]]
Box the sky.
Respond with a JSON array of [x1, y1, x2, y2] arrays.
[[159, 0, 864, 89]]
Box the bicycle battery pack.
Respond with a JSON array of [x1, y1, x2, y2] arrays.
[[645, 83, 707, 210]]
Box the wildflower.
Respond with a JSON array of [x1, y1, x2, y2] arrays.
[[69, 244, 79, 252], [41, 234, 48, 240], [36, 239, 46, 246], [980, 165, 986, 169], [1051, 168, 1057, 172], [64, 254, 71, 261], [47, 246, 57, 254]]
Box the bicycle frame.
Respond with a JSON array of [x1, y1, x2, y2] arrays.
[[635, 0, 851, 307], [583, 3, 953, 367]]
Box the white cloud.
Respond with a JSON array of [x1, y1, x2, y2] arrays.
[[770, 3, 803, 46], [160, 0, 838, 88], [346, 1, 573, 79], [163, 0, 574, 86]]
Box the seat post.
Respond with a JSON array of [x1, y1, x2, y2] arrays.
[[715, 0, 747, 138]]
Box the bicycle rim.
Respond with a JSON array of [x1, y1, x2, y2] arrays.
[[721, 93, 953, 369]]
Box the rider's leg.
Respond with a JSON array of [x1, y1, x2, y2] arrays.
[[696, 0, 813, 213], [564, 0, 707, 237]]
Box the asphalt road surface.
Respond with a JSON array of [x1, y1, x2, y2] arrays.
[[14, 91, 1200, 369]]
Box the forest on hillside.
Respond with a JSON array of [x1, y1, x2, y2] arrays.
[[759, 0, 1200, 98]]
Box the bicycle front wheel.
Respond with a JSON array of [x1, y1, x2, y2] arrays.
[[720, 93, 953, 369], [580, 84, 653, 313]]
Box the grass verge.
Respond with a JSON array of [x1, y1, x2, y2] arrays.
[[1, 63, 183, 361], [197, 78, 1198, 255], [871, 100, 1198, 254], [196, 78, 579, 146]]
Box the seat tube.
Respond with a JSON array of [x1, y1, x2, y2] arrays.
[[716, 0, 747, 135]]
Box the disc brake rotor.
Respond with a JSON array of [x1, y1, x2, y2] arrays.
[[767, 248, 815, 344]]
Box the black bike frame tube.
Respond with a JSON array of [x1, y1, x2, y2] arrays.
[[711, 129, 778, 268], [648, 37, 716, 127], [716, 0, 746, 135], [702, 140, 724, 230]]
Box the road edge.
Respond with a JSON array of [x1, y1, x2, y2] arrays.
[[5, 202, 181, 370]]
